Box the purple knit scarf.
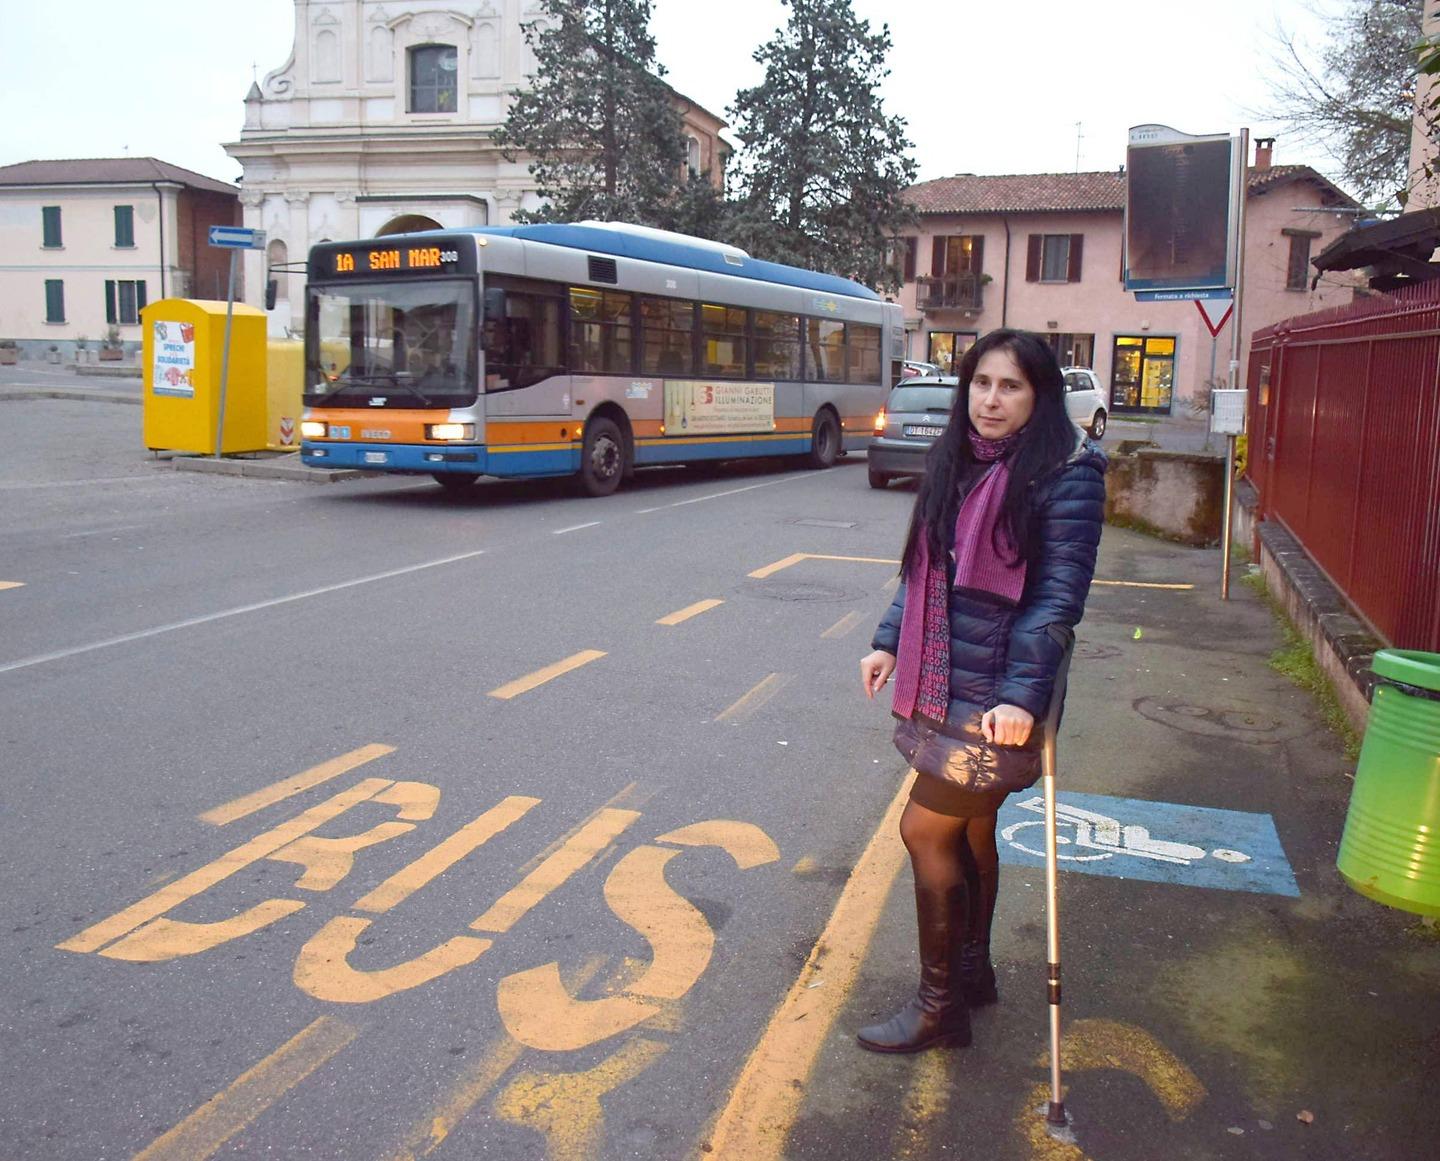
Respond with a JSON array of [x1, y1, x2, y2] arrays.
[[891, 429, 1028, 720]]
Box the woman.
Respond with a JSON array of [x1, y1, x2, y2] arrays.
[[856, 328, 1106, 1054]]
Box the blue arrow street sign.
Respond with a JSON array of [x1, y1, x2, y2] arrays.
[[207, 225, 266, 250]]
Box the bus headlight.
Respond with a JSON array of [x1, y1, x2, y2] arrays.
[[300, 420, 328, 439], [426, 423, 476, 441]]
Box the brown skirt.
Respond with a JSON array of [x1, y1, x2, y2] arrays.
[[908, 768, 1011, 818]]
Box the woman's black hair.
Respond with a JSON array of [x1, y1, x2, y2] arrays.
[[900, 328, 1077, 574]]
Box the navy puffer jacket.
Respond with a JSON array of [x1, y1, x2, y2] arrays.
[[872, 435, 1107, 733]]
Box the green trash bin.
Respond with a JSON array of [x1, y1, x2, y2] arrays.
[[1337, 649, 1440, 916]]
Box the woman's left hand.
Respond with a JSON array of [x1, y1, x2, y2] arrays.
[[981, 703, 1034, 746]]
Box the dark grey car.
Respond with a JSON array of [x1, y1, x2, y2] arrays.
[[866, 376, 960, 489]]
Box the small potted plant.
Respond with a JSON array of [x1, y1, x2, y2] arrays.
[[99, 325, 124, 362], [47, 343, 61, 364], [75, 335, 90, 364], [0, 340, 17, 366]]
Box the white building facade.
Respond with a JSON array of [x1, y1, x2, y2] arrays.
[[225, 0, 553, 334]]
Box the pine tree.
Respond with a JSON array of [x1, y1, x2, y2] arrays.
[[727, 0, 917, 286], [495, 0, 686, 224]]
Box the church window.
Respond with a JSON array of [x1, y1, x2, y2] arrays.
[[409, 44, 458, 113]]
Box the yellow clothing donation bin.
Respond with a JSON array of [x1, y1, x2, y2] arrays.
[[142, 299, 268, 455]]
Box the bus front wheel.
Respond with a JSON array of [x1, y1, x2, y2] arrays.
[[806, 410, 840, 469], [580, 416, 626, 497]]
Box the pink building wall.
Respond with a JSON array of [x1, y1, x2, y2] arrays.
[[894, 169, 1360, 411]]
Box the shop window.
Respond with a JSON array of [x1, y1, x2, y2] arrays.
[[1110, 335, 1176, 413], [925, 330, 978, 376], [1042, 332, 1094, 369], [409, 44, 458, 112]]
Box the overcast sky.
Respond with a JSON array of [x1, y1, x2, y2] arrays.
[[0, 0, 1348, 189]]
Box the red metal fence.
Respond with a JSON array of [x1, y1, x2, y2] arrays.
[[1247, 281, 1440, 652]]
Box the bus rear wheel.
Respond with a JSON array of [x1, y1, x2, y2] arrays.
[[580, 416, 626, 497], [806, 410, 840, 469], [432, 472, 480, 492]]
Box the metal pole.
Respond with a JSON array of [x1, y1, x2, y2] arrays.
[[215, 248, 238, 459], [1221, 127, 1251, 600], [1039, 632, 1075, 1140]]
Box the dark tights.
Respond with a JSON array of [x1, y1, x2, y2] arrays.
[[899, 799, 1000, 945]]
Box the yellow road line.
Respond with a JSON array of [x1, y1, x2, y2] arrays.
[[488, 650, 607, 700], [701, 770, 916, 1160], [199, 744, 396, 826], [657, 598, 725, 626], [354, 796, 543, 914], [133, 1017, 360, 1161], [820, 610, 866, 639], [748, 553, 900, 579], [0, 581, 24, 591], [1091, 580, 1195, 590], [715, 673, 792, 723]]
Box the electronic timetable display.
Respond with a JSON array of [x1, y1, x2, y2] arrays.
[[308, 236, 475, 279]]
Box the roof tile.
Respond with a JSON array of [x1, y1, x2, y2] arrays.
[[0, 157, 237, 196]]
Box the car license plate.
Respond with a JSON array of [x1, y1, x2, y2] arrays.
[[904, 424, 945, 438], [364, 451, 388, 464], [329, 425, 351, 439]]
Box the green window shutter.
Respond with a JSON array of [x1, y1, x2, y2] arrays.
[[42, 206, 62, 248], [45, 279, 65, 322], [105, 280, 117, 325], [114, 205, 135, 247], [136, 280, 148, 313]]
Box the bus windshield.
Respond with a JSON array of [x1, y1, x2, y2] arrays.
[[305, 279, 477, 407]]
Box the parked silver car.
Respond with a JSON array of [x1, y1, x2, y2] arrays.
[[1062, 366, 1108, 439], [866, 377, 959, 489]]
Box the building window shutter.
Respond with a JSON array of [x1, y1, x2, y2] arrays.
[[136, 280, 148, 314], [42, 206, 62, 248], [44, 279, 65, 323], [1025, 235, 1041, 282], [931, 236, 946, 277], [105, 281, 117, 325], [971, 235, 985, 276], [903, 237, 917, 282], [1067, 234, 1084, 281]]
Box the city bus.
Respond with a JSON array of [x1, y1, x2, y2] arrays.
[[299, 222, 904, 495]]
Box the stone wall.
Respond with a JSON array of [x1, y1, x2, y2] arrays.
[[1104, 445, 1226, 546]]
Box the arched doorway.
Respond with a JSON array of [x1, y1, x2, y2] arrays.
[[376, 214, 443, 236]]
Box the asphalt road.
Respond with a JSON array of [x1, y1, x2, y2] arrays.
[[0, 400, 929, 1160]]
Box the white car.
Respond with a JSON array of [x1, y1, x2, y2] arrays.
[[1062, 367, 1108, 439]]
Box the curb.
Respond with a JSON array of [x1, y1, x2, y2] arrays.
[[0, 388, 140, 406], [169, 456, 368, 483]]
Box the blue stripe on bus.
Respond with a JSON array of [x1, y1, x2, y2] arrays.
[[300, 442, 578, 477], [995, 790, 1300, 897]]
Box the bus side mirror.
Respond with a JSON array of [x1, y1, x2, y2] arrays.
[[265, 279, 278, 310], [483, 288, 507, 322]]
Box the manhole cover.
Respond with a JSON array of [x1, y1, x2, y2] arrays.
[[1132, 696, 1307, 743], [753, 582, 853, 603]]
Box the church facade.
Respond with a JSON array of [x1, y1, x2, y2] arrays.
[[225, 0, 728, 334]]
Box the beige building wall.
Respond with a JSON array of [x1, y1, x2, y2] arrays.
[[0, 184, 179, 354]]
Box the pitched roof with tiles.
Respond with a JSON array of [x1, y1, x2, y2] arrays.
[[907, 164, 1357, 216], [0, 158, 237, 196]]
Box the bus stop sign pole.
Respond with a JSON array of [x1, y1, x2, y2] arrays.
[[206, 225, 266, 459]]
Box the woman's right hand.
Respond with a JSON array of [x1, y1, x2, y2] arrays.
[[860, 650, 897, 699]]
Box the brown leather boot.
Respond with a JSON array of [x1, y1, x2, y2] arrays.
[[856, 885, 972, 1053], [959, 941, 998, 1008]]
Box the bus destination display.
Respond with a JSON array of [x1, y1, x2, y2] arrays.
[[331, 246, 461, 275]]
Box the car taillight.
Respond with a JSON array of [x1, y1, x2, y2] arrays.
[[873, 410, 886, 433]]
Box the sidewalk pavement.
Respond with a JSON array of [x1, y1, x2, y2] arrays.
[[715, 526, 1439, 1161]]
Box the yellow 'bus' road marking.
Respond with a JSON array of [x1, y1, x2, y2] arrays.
[[0, 581, 24, 591], [199, 744, 397, 826], [132, 1017, 360, 1161], [471, 808, 642, 933], [748, 552, 900, 579], [487, 650, 607, 700], [715, 673, 792, 722], [354, 795, 543, 914], [656, 598, 724, 626], [820, 610, 866, 639], [700, 770, 916, 1160]]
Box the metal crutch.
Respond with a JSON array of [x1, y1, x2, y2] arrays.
[[1039, 625, 1076, 1139]]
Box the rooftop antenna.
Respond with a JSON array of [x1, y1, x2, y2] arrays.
[[1074, 122, 1083, 172]]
